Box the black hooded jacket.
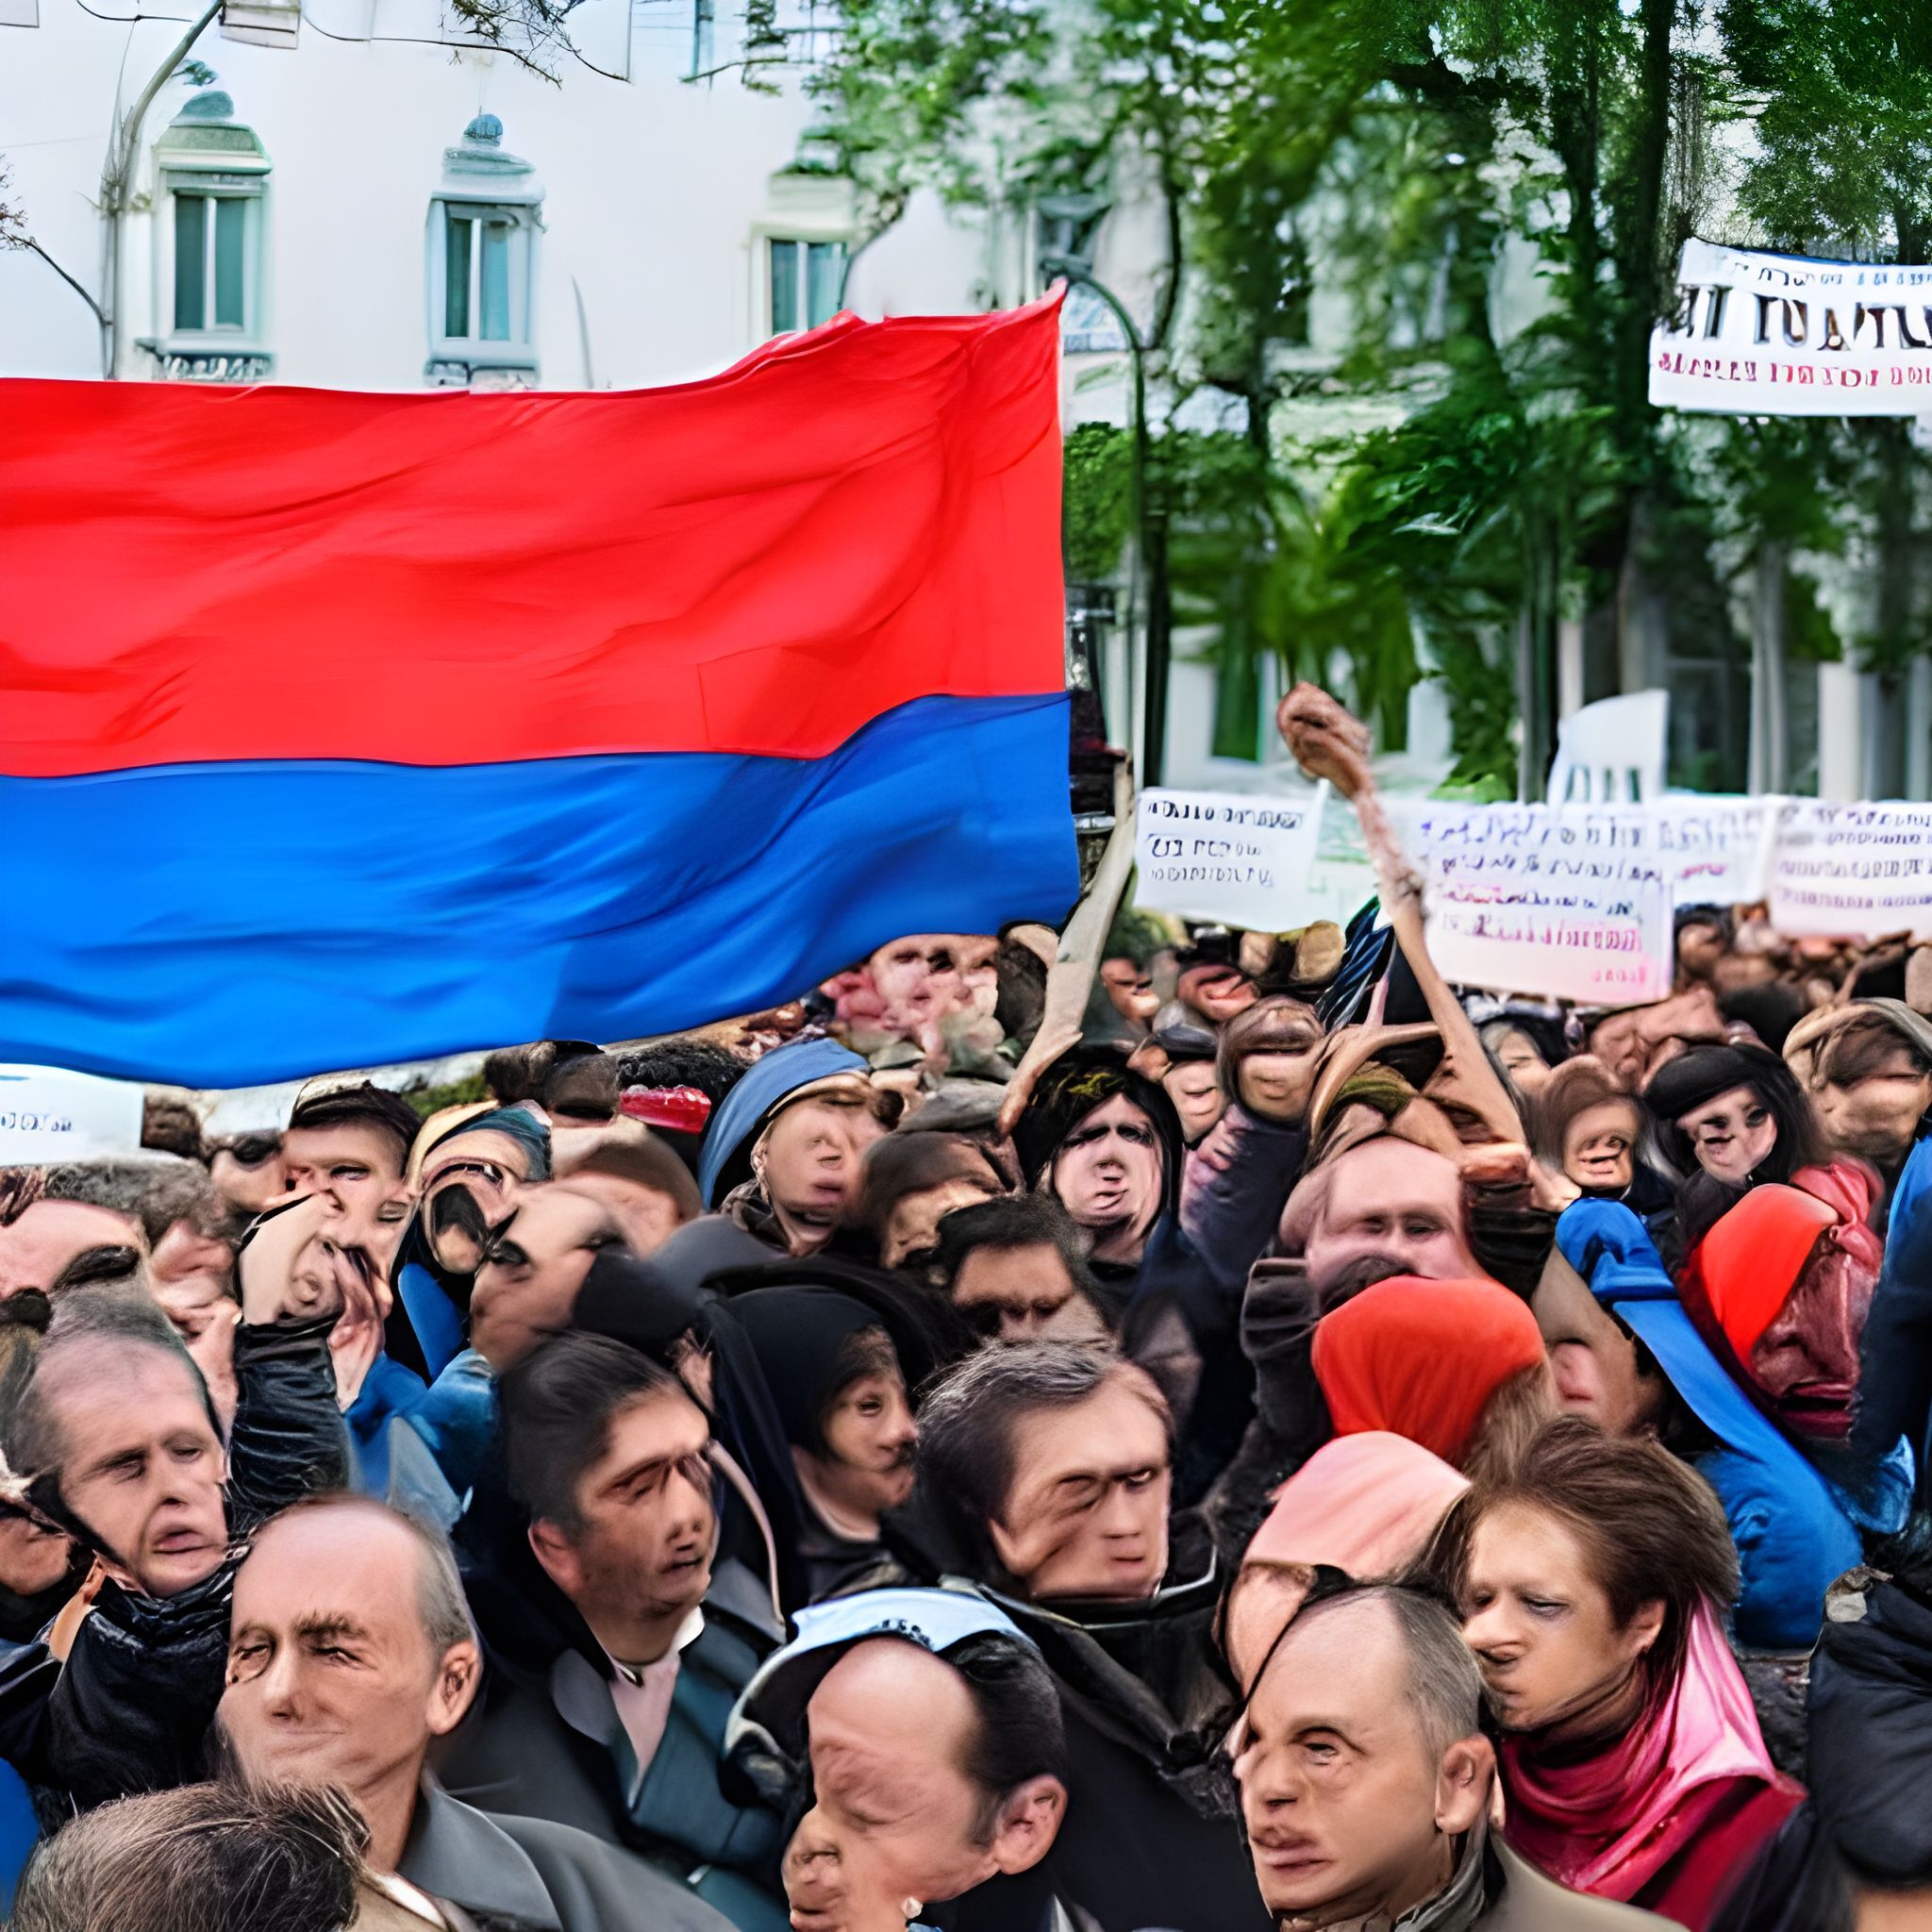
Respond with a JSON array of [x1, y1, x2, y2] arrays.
[[878, 1487, 1269, 1932], [0, 1313, 349, 1817]]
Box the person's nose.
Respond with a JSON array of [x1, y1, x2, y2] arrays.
[[665, 1463, 713, 1542], [1241, 1744, 1306, 1819], [1096, 1481, 1144, 1540], [782, 1805, 844, 1907], [253, 1643, 308, 1723], [1461, 1603, 1519, 1657]]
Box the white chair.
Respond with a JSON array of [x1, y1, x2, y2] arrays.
[[1545, 690, 1669, 806]]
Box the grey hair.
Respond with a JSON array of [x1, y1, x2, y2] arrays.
[[40, 1156, 225, 1248], [1290, 1584, 1482, 1760], [917, 1341, 1171, 1532], [8, 1778, 366, 1932], [4, 1286, 208, 1487], [256, 1495, 476, 1657]]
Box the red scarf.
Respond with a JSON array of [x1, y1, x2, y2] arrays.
[[1500, 1607, 1792, 1922]]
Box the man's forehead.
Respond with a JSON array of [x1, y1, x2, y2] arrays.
[[592, 1387, 710, 1466], [1257, 1601, 1407, 1720], [813, 1640, 974, 1749], [242, 1509, 416, 1611], [45, 1338, 204, 1417], [1332, 1137, 1457, 1199], [282, 1122, 390, 1160], [1010, 1381, 1164, 1470]]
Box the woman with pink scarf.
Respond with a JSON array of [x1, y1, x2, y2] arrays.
[[1427, 1417, 1802, 1929]]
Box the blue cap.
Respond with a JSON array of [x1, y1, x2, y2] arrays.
[[697, 1036, 868, 1208]]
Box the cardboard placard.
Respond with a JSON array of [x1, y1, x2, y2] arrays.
[[1133, 788, 1325, 929], [0, 1063, 145, 1163], [1411, 804, 1674, 1005], [1769, 801, 1932, 941]]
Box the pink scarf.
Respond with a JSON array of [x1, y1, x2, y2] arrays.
[[1500, 1605, 1777, 1902]]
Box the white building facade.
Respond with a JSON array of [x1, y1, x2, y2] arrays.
[[0, 0, 1002, 392]]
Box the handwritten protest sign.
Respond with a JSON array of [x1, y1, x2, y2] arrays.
[[1134, 788, 1324, 929], [1655, 797, 1778, 908], [0, 1064, 144, 1164], [1410, 805, 1674, 1005], [1769, 802, 1932, 941]]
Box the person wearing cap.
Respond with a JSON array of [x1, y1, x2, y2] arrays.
[[1681, 1176, 1912, 1541], [726, 1588, 1069, 1932], [1539, 1200, 1860, 1655], [280, 1081, 425, 1289], [1785, 1000, 1932, 1201], [696, 1039, 883, 1258]]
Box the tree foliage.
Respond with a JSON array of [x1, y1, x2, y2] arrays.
[[812, 0, 1932, 791]]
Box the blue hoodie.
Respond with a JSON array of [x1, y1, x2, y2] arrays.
[[1557, 1200, 1862, 1650]]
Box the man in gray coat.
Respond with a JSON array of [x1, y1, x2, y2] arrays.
[[216, 1492, 734, 1932], [1233, 1582, 1670, 1931]]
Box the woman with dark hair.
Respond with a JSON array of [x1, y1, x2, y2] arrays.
[[1429, 1418, 1801, 1928], [1011, 1047, 1232, 1495], [1531, 1056, 1674, 1225], [1645, 1042, 1841, 1266], [1646, 1042, 1825, 1190], [848, 1131, 1003, 1274]]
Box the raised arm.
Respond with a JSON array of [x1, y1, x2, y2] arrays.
[[1275, 684, 1524, 1147]]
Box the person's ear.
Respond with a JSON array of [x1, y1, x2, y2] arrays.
[[526, 1519, 584, 1600], [427, 1638, 481, 1735], [989, 1774, 1067, 1875], [1433, 1735, 1493, 1839], [985, 1516, 1025, 1582], [1625, 1597, 1667, 1662]]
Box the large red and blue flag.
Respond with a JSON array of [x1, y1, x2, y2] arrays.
[[0, 298, 1076, 1087]]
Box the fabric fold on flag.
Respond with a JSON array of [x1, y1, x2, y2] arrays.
[[0, 298, 1076, 1085]]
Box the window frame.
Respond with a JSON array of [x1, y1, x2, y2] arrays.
[[425, 195, 541, 380], [755, 226, 849, 340], [155, 168, 269, 366]]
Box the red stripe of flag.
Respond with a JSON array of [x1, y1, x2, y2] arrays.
[[0, 296, 1064, 777]]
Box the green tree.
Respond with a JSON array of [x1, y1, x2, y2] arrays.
[[813, 0, 1932, 793]]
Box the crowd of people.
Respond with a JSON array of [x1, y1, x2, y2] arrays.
[[0, 682, 1928, 1931]]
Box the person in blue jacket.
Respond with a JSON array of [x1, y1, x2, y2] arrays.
[[1851, 1126, 1932, 1506], [1540, 1199, 1860, 1652]]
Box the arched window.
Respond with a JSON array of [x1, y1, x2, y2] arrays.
[[425, 114, 543, 387]]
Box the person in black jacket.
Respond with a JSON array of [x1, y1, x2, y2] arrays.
[[891, 1341, 1271, 1932], [0, 1192, 351, 1813]]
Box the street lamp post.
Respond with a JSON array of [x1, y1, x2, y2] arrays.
[[1042, 257, 1171, 786]]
